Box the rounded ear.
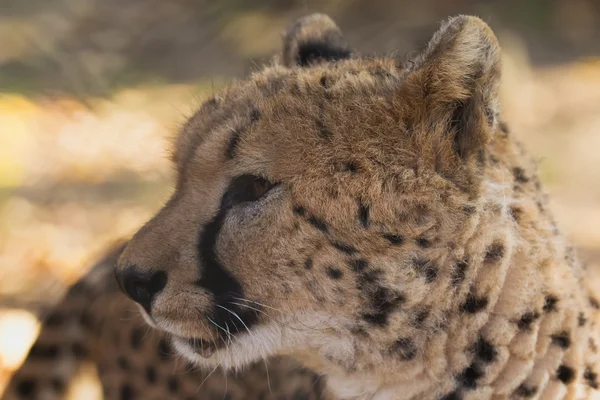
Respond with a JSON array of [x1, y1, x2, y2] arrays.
[[282, 13, 352, 68], [405, 15, 502, 160]]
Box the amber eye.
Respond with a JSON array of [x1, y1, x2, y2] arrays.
[[222, 174, 277, 208]]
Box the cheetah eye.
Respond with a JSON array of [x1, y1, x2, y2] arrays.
[[223, 174, 277, 208]]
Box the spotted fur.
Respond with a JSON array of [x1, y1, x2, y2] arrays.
[[112, 13, 599, 400]]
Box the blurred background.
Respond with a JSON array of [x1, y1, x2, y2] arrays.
[[1, 0, 600, 397]]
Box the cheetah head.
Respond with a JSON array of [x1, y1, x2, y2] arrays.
[[115, 13, 502, 378]]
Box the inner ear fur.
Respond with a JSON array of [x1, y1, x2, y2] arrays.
[[282, 13, 352, 68], [405, 15, 502, 160]]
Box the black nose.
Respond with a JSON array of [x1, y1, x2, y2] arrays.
[[116, 268, 167, 312]]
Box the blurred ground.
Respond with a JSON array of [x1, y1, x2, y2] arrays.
[[1, 0, 600, 398]]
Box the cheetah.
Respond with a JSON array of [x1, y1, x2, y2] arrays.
[[113, 13, 600, 400], [1, 241, 327, 400]]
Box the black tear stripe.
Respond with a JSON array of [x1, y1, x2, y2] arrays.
[[196, 179, 261, 341]]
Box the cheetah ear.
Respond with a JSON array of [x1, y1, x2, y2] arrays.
[[406, 15, 501, 160], [282, 13, 352, 68]]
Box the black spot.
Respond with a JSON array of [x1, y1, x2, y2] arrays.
[[517, 311, 540, 330], [411, 309, 430, 329], [319, 75, 328, 88], [457, 363, 484, 389], [440, 391, 462, 400], [51, 377, 65, 393], [590, 297, 600, 309], [361, 312, 387, 326], [297, 41, 352, 67], [294, 206, 306, 216], [579, 312, 587, 327], [45, 312, 65, 326], [80, 312, 95, 330], [145, 366, 157, 384], [551, 332, 571, 349], [473, 336, 497, 363], [250, 108, 261, 122], [416, 237, 433, 248], [389, 337, 417, 361], [69, 281, 89, 296], [29, 343, 59, 359], [515, 384, 537, 397], [158, 338, 171, 360], [543, 295, 559, 312], [120, 384, 134, 400], [484, 242, 505, 263], [304, 258, 313, 270], [384, 234, 404, 245], [16, 379, 36, 397], [167, 377, 179, 394], [461, 293, 489, 313], [508, 206, 523, 223], [118, 356, 130, 370], [130, 327, 143, 349], [556, 365, 575, 384], [71, 342, 87, 358], [462, 205, 476, 215], [350, 326, 369, 338], [330, 240, 357, 255], [584, 367, 599, 389], [326, 266, 343, 280], [292, 388, 311, 400], [343, 161, 359, 173], [412, 258, 438, 283], [307, 216, 329, 233], [358, 202, 369, 228], [357, 269, 383, 286], [499, 121, 510, 135], [315, 114, 332, 139], [512, 167, 529, 183], [349, 258, 368, 272], [451, 260, 468, 286], [362, 287, 405, 327]]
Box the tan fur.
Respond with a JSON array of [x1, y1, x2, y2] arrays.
[[1, 242, 327, 400], [115, 14, 600, 400]]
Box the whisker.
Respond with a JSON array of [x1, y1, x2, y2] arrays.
[[195, 363, 220, 393], [232, 297, 284, 313], [227, 301, 268, 317], [207, 317, 232, 341], [216, 304, 254, 336], [263, 358, 273, 396], [232, 297, 336, 333]]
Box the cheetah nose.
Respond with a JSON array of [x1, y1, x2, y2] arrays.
[[116, 268, 167, 313]]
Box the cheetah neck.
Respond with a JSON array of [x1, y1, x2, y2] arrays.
[[314, 144, 598, 399]]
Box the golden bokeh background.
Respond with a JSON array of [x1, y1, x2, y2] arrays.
[[1, 0, 600, 397]]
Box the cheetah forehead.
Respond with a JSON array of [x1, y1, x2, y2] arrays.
[[172, 15, 502, 197]]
